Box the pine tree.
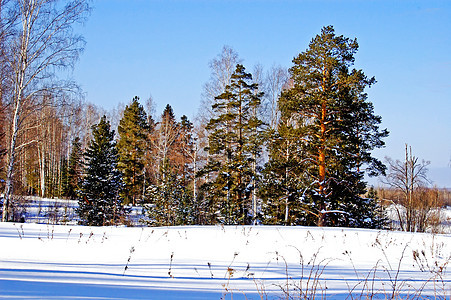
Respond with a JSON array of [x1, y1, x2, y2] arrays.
[[267, 26, 388, 227], [77, 116, 125, 226], [117, 97, 149, 205], [199, 64, 264, 225], [326, 86, 388, 227]]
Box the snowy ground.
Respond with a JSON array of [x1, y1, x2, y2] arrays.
[[1, 223, 450, 299]]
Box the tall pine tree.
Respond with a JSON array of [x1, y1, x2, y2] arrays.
[[199, 64, 264, 225], [117, 97, 149, 205], [77, 116, 125, 226], [265, 26, 388, 227]]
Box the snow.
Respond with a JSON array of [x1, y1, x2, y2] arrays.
[[1, 223, 450, 299]]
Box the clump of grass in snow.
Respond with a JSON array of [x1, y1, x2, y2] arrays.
[[13, 224, 24, 239], [123, 246, 135, 275], [168, 252, 174, 278], [208, 262, 214, 278]]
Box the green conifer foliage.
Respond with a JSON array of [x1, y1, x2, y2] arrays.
[[143, 159, 196, 226], [144, 113, 157, 186], [117, 97, 149, 205], [265, 26, 388, 227], [364, 186, 388, 229], [259, 114, 308, 225], [60, 157, 69, 198], [179, 115, 195, 187], [66, 137, 83, 199], [200, 64, 264, 225], [77, 116, 125, 226]]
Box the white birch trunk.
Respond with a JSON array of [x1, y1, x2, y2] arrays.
[[2, 18, 27, 220], [2, 101, 21, 221]]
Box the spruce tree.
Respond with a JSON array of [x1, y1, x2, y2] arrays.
[[259, 115, 307, 225], [66, 137, 83, 199], [143, 160, 196, 226], [77, 116, 125, 226], [144, 112, 157, 187], [199, 64, 264, 225], [364, 186, 388, 229], [178, 115, 195, 187], [266, 26, 388, 227]]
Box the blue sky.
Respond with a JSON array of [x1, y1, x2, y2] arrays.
[[72, 0, 451, 187]]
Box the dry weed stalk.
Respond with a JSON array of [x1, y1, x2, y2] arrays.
[[222, 233, 449, 300]]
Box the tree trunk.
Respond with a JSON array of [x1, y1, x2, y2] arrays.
[[2, 97, 21, 221], [317, 68, 328, 227], [193, 144, 197, 202], [284, 137, 289, 224], [252, 153, 257, 225], [2, 6, 28, 220], [317, 102, 327, 227]]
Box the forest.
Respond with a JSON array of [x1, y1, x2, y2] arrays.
[[0, 0, 448, 232]]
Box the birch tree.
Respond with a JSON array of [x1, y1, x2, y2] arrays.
[[261, 65, 288, 130], [199, 45, 242, 123], [151, 104, 180, 182], [2, 0, 89, 221], [0, 0, 16, 186]]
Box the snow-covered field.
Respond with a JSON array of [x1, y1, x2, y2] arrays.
[[1, 223, 449, 299]]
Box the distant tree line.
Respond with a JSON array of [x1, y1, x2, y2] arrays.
[[2, 15, 443, 230]]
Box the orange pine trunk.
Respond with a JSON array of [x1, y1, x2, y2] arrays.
[[318, 70, 328, 226]]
